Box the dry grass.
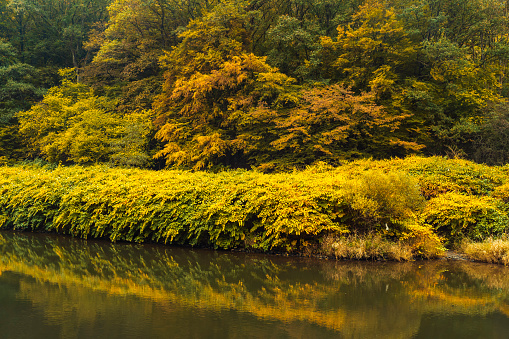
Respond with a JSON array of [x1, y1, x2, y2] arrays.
[[461, 237, 509, 265], [321, 233, 414, 261]]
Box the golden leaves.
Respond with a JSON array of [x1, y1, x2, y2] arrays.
[[17, 75, 153, 165], [269, 84, 413, 161]]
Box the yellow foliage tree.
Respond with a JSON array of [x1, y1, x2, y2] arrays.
[[269, 84, 423, 165], [320, 0, 417, 96], [18, 69, 153, 165]]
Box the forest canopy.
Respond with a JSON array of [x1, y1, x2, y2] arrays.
[[2, 0, 509, 170]]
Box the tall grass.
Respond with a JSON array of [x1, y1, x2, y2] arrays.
[[462, 237, 509, 265], [320, 233, 415, 261]]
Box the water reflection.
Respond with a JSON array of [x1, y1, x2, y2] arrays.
[[0, 231, 508, 338]]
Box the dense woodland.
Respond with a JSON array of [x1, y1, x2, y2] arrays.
[[2, 0, 509, 170]]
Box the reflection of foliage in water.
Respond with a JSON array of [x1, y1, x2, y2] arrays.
[[0, 232, 508, 338]]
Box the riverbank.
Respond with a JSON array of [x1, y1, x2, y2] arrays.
[[461, 238, 509, 265], [0, 156, 508, 263]]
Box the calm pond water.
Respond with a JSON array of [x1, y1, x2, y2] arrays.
[[0, 231, 508, 339]]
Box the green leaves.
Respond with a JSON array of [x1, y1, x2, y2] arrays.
[[422, 192, 509, 244], [0, 40, 18, 67]]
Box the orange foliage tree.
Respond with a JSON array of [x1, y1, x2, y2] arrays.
[[270, 84, 418, 165], [153, 1, 300, 170]]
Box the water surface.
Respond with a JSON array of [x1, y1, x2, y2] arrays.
[[0, 231, 508, 338]]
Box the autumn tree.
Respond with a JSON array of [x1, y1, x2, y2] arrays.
[[269, 84, 421, 166], [82, 0, 222, 113], [153, 1, 301, 169], [309, 0, 424, 156], [5, 0, 509, 167], [318, 0, 418, 94], [17, 69, 153, 166]]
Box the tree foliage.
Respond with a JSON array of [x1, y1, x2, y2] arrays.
[[153, 2, 299, 169], [17, 69, 153, 165], [271, 84, 421, 165], [2, 0, 509, 168], [0, 41, 44, 125]]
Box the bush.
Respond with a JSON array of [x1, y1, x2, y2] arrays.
[[420, 192, 509, 244], [4, 156, 509, 257], [329, 156, 506, 199], [340, 170, 425, 232], [492, 182, 509, 203], [396, 222, 445, 259], [0, 164, 349, 251]]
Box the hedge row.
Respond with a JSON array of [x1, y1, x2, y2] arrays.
[[0, 156, 508, 257]]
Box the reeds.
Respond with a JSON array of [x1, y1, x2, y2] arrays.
[[461, 237, 509, 265], [320, 233, 414, 261]]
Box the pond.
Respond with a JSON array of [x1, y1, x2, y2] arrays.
[[0, 231, 508, 338]]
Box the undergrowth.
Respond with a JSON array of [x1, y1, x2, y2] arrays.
[[1, 156, 509, 260]]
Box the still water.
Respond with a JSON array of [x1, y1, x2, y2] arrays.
[[0, 231, 508, 339]]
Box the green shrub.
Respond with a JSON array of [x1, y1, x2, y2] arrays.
[[420, 192, 509, 244], [401, 157, 505, 198]]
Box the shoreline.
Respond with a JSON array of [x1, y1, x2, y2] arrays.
[[4, 228, 506, 267], [442, 251, 469, 261], [1, 157, 509, 266]]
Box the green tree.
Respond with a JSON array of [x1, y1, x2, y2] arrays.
[[110, 110, 155, 167], [264, 15, 318, 80], [5, 0, 110, 75], [248, 0, 364, 81], [0, 40, 44, 163], [400, 0, 509, 155], [0, 41, 44, 125]]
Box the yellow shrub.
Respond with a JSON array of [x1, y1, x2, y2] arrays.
[[340, 170, 425, 232], [1, 155, 508, 257], [397, 222, 445, 258], [334, 156, 506, 198], [492, 183, 509, 203], [420, 192, 509, 244]]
